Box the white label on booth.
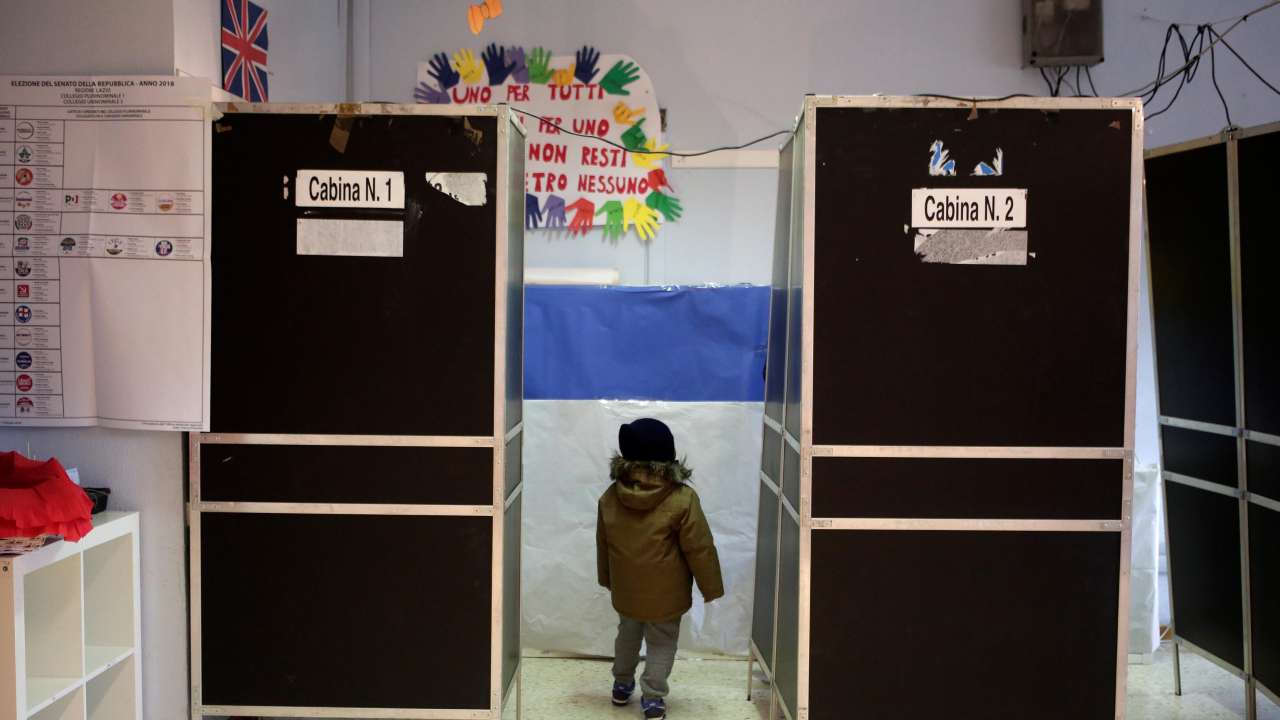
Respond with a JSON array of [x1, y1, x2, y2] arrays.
[[295, 170, 404, 209], [911, 188, 1027, 228], [296, 218, 403, 257]]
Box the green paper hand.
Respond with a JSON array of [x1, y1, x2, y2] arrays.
[[600, 59, 640, 95], [527, 47, 554, 84], [645, 191, 683, 222], [596, 200, 625, 240], [621, 119, 647, 152]]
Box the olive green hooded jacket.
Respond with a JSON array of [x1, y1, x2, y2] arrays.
[[596, 456, 725, 624]]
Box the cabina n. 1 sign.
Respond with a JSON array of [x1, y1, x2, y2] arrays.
[[416, 46, 674, 240]]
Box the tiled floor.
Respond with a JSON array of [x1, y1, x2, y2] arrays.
[[1128, 645, 1280, 720], [504, 643, 1280, 719]]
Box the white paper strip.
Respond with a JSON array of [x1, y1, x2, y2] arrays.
[[525, 267, 620, 285], [296, 218, 403, 257], [425, 171, 488, 207]]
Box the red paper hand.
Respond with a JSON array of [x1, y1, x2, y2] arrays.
[[647, 168, 673, 193], [566, 198, 595, 235]]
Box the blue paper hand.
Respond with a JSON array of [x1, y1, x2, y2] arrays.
[[526, 193, 544, 229], [545, 195, 566, 228], [482, 43, 517, 85], [507, 46, 529, 84], [413, 81, 451, 104], [428, 52, 460, 90], [575, 46, 601, 85]]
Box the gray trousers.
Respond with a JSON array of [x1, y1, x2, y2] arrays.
[[612, 614, 682, 699]]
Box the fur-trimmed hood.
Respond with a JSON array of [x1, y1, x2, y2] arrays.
[[609, 453, 693, 511]]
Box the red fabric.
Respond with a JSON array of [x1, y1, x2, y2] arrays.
[[0, 452, 94, 541]]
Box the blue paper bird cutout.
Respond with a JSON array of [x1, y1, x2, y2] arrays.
[[972, 148, 1004, 177], [929, 140, 956, 176]]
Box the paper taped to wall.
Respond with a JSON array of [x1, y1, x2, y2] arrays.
[[0, 75, 211, 431], [913, 228, 1028, 265], [425, 171, 487, 206], [296, 218, 403, 257]]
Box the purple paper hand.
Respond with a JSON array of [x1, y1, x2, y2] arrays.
[[544, 195, 567, 228], [413, 81, 451, 104], [507, 46, 529, 84], [575, 46, 600, 85], [482, 43, 517, 85], [427, 52, 460, 90], [525, 193, 544, 229]]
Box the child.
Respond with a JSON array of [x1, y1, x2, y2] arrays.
[[597, 418, 724, 720]]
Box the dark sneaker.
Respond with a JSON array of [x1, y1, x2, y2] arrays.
[[641, 697, 666, 719], [612, 681, 635, 706]]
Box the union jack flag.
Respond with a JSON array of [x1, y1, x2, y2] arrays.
[[221, 0, 269, 102]]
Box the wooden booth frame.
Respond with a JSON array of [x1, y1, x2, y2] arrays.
[[188, 103, 525, 720], [749, 95, 1143, 720], [1147, 120, 1280, 720]]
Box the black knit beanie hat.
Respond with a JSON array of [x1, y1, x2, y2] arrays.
[[618, 418, 676, 463]]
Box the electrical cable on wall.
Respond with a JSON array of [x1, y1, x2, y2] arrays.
[[509, 107, 791, 158], [1143, 24, 1213, 120], [1117, 0, 1279, 100], [1207, 28, 1233, 127], [1085, 66, 1099, 96], [1208, 26, 1280, 96], [1139, 0, 1280, 32]]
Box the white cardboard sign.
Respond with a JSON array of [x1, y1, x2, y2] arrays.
[[911, 188, 1027, 229], [295, 170, 404, 209], [417, 49, 663, 233]]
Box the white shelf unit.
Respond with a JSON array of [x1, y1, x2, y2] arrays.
[[1, 513, 141, 720]]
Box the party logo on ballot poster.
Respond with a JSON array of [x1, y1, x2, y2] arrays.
[[417, 46, 682, 241]]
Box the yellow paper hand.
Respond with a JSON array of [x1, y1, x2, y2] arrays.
[[453, 49, 484, 84], [632, 138, 670, 170], [624, 198, 660, 241], [551, 63, 577, 87], [613, 102, 645, 125]]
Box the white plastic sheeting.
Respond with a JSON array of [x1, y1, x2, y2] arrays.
[[525, 266, 621, 285], [1128, 466, 1162, 656], [522, 399, 763, 657]]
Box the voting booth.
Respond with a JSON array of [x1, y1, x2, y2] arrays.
[[189, 104, 524, 719], [1146, 121, 1280, 719], [751, 95, 1141, 720]]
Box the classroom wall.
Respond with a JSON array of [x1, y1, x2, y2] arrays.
[[355, 0, 1280, 469], [0, 0, 175, 76], [173, 0, 221, 81]]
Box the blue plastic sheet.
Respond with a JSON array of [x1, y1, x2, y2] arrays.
[[525, 285, 769, 401]]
